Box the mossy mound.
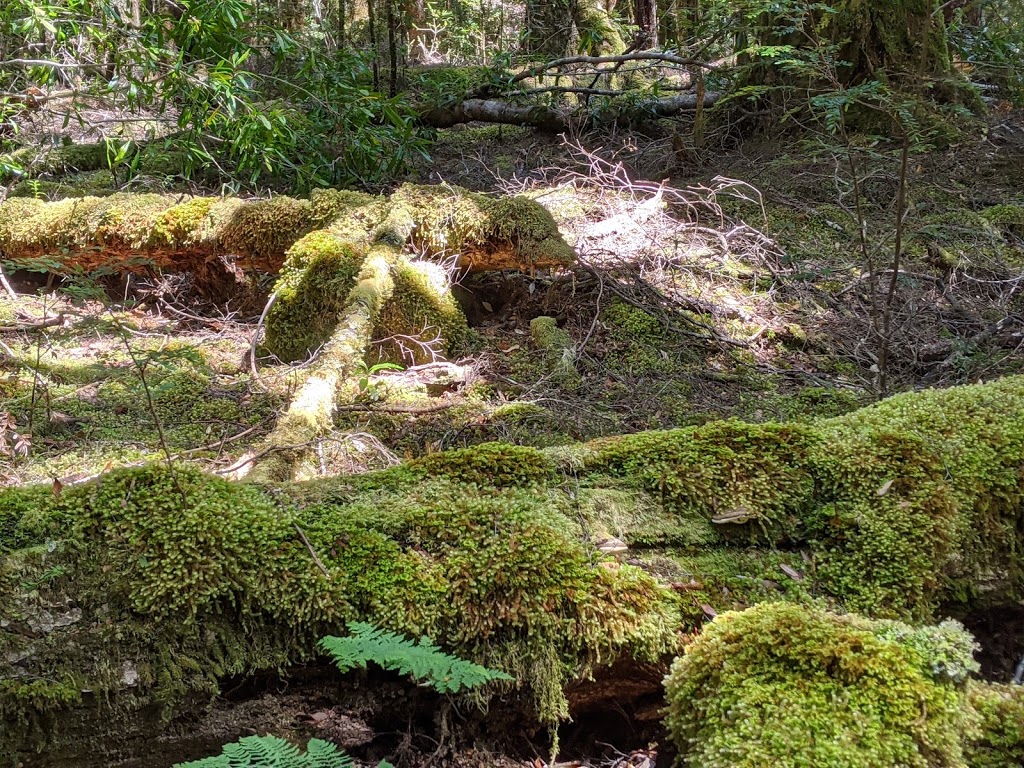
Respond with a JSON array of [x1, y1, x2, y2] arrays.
[[664, 603, 978, 768], [263, 231, 369, 362], [0, 464, 681, 757], [565, 376, 1024, 616]]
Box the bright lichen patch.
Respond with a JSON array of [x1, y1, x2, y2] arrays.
[[664, 603, 978, 768]]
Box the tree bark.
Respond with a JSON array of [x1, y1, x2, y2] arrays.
[[525, 0, 574, 57], [634, 0, 657, 48]]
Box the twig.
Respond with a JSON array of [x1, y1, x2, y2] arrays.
[[0, 313, 65, 332], [293, 522, 331, 580], [503, 51, 721, 89], [0, 264, 17, 302], [249, 290, 278, 387], [335, 401, 456, 414]]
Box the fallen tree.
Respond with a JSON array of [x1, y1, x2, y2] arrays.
[[0, 184, 574, 481], [2, 376, 1023, 762]]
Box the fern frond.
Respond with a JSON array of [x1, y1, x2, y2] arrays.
[[174, 735, 350, 768], [305, 739, 354, 768], [319, 622, 513, 694]]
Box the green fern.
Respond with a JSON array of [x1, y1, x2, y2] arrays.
[[319, 622, 513, 694], [175, 735, 391, 768]]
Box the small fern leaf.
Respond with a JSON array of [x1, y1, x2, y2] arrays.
[[319, 624, 513, 694], [305, 739, 353, 768], [223, 735, 303, 767], [175, 735, 352, 768]]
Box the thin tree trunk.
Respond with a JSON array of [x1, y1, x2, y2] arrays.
[[634, 0, 657, 48]]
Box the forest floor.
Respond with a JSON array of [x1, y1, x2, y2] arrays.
[[1, 106, 1023, 766]]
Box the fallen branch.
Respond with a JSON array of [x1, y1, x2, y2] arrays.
[[0, 312, 64, 332], [499, 51, 721, 92], [420, 91, 721, 132]]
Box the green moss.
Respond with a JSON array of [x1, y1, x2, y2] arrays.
[[915, 208, 1024, 273], [664, 603, 977, 768], [981, 204, 1024, 236], [0, 465, 681, 751], [600, 300, 676, 375], [389, 183, 573, 268], [308, 188, 376, 225], [408, 442, 556, 487], [9, 170, 117, 200], [529, 315, 582, 389], [967, 682, 1024, 768], [372, 260, 471, 365], [219, 196, 316, 264], [264, 231, 368, 362], [807, 377, 1024, 616], [579, 420, 818, 545]]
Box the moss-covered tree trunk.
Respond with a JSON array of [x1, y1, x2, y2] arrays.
[[824, 0, 953, 86], [524, 0, 573, 57], [3, 377, 1024, 762], [748, 0, 957, 92]]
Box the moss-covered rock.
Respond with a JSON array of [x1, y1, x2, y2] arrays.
[[664, 603, 979, 768], [530, 316, 581, 389]]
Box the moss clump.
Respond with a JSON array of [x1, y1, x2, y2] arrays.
[[579, 420, 818, 546], [390, 183, 574, 269], [372, 260, 471, 365], [981, 204, 1024, 236], [806, 377, 1024, 617], [264, 231, 368, 362], [408, 442, 556, 487], [664, 603, 978, 768], [308, 188, 376, 225], [530, 316, 581, 389], [600, 300, 676, 375], [219, 196, 317, 264], [967, 682, 1024, 768], [9, 170, 117, 200]]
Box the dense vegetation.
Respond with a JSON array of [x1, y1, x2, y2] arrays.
[[1, 1, 1023, 767]]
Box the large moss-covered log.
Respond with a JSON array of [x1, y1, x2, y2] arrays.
[[664, 602, 1018, 768], [2, 377, 1023, 761], [0, 454, 681, 760], [0, 189, 353, 274], [0, 184, 573, 280]]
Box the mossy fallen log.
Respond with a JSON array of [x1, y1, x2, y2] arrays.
[[2, 377, 1023, 761], [664, 602, 1020, 768], [0, 190, 348, 275], [0, 184, 573, 279], [251, 184, 571, 479]]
